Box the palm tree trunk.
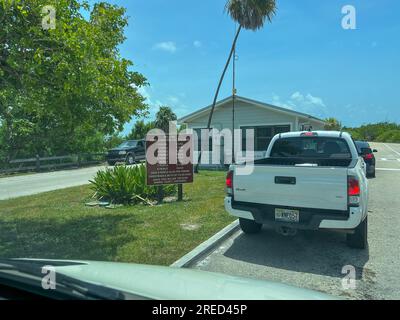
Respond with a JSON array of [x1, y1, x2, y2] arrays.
[[195, 25, 242, 173]]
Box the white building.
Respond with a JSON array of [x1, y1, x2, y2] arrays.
[[178, 95, 326, 166]]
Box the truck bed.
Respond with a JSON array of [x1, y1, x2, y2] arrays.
[[233, 162, 350, 211]]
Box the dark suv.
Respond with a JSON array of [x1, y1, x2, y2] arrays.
[[355, 141, 377, 178], [106, 140, 146, 165]]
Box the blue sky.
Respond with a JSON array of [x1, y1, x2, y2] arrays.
[[89, 0, 400, 133]]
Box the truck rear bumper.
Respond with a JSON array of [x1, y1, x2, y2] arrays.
[[224, 197, 363, 230]]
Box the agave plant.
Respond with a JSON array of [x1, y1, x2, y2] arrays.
[[90, 164, 176, 205], [195, 0, 277, 171]]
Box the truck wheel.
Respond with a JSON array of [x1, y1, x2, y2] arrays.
[[126, 154, 135, 165], [239, 218, 262, 234], [346, 217, 368, 249], [367, 167, 376, 178]]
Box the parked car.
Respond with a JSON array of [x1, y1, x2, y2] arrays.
[[225, 131, 369, 249], [106, 140, 145, 165], [355, 141, 377, 178]]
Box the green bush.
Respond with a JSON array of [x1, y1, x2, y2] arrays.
[[376, 130, 400, 143], [89, 164, 177, 205], [344, 122, 400, 142]]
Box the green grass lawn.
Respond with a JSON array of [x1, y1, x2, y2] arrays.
[[0, 171, 234, 266]]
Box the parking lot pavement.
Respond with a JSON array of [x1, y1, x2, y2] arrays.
[[371, 142, 400, 171], [0, 165, 106, 200], [192, 142, 400, 299]]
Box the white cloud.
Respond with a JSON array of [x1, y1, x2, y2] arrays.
[[153, 41, 177, 53], [305, 93, 326, 108], [124, 86, 169, 135], [272, 92, 328, 118], [137, 87, 162, 116], [137, 86, 151, 101], [272, 94, 293, 110], [272, 94, 280, 105], [166, 95, 190, 118], [137, 87, 189, 119], [193, 40, 202, 48], [291, 91, 305, 102], [167, 95, 180, 104]]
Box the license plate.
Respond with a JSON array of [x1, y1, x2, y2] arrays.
[[275, 208, 300, 223]]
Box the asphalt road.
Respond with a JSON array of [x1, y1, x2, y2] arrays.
[[0, 165, 106, 200], [192, 142, 400, 300]]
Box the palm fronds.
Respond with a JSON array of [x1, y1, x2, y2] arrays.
[[225, 0, 276, 30]]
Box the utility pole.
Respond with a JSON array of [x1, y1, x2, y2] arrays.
[[232, 24, 238, 164]]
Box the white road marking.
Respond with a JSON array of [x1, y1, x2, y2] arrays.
[[383, 143, 400, 157], [381, 158, 388, 161], [376, 168, 400, 171]]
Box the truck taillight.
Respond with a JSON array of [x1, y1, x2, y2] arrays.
[[301, 131, 318, 137], [226, 170, 233, 195], [364, 153, 373, 160], [348, 176, 360, 206]]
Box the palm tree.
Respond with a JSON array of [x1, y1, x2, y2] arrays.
[[154, 106, 177, 134], [195, 0, 277, 172], [324, 118, 342, 131], [127, 120, 155, 140]]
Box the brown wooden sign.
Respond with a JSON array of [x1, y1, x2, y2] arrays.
[[146, 134, 193, 186]]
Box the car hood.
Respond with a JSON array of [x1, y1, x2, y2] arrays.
[[11, 259, 337, 300]]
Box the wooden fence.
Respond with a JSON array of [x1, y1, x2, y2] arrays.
[[0, 153, 106, 174]]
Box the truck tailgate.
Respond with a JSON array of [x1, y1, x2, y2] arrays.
[[233, 166, 349, 211]]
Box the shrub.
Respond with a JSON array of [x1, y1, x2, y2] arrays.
[[89, 164, 177, 205], [376, 130, 400, 143], [344, 122, 400, 142]]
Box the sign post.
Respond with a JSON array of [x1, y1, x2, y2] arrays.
[[157, 186, 164, 204], [178, 184, 183, 201], [146, 133, 193, 203]]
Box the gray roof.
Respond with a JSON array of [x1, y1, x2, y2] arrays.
[[178, 95, 326, 124]]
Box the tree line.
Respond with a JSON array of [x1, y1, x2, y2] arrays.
[[324, 118, 400, 142], [110, 106, 180, 148], [0, 0, 148, 163]]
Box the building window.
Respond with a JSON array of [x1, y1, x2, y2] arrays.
[[241, 125, 290, 151], [301, 124, 313, 131], [193, 128, 213, 152]]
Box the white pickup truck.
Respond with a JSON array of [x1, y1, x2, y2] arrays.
[[225, 131, 369, 249]]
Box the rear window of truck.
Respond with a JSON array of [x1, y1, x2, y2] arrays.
[[270, 137, 352, 159]]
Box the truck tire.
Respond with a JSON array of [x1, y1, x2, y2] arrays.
[[346, 216, 368, 249], [239, 218, 262, 234], [367, 167, 376, 178], [126, 153, 135, 165]]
